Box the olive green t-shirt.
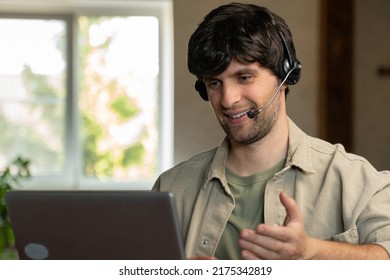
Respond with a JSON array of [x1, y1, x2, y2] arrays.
[[214, 159, 286, 260]]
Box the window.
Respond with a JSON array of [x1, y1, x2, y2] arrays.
[[0, 2, 173, 189]]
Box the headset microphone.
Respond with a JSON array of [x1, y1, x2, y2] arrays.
[[246, 110, 257, 119], [246, 64, 301, 119]]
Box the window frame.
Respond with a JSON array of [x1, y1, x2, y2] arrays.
[[0, 1, 174, 190]]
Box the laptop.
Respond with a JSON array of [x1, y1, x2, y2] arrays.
[[5, 190, 185, 260]]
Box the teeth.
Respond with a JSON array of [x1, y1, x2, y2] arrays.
[[230, 111, 249, 119]]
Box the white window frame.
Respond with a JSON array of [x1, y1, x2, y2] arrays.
[[0, 0, 174, 190]]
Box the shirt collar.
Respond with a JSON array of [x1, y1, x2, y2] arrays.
[[286, 118, 316, 173], [206, 117, 316, 187], [204, 138, 230, 192]]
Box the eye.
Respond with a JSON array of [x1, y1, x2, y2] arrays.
[[238, 74, 252, 83], [207, 80, 221, 90]]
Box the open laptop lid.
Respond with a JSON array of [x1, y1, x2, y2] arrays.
[[5, 190, 185, 260]]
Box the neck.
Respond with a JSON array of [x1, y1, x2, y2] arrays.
[[226, 115, 289, 177]]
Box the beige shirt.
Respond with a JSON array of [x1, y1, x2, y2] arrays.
[[152, 118, 390, 258]]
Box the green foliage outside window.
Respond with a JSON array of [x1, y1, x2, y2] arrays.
[[110, 94, 140, 122], [0, 157, 31, 259], [79, 16, 157, 181]]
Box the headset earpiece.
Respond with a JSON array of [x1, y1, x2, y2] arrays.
[[194, 80, 208, 101], [279, 31, 301, 85]]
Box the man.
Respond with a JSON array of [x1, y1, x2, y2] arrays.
[[153, 3, 390, 259]]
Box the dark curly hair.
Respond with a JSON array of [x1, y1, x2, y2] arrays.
[[187, 3, 298, 83]]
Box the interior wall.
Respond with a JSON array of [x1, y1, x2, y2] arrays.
[[173, 0, 320, 163], [354, 0, 390, 170]]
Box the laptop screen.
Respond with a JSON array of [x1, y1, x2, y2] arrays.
[[5, 190, 185, 260]]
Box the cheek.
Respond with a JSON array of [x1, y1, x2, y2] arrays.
[[208, 99, 225, 122], [208, 95, 221, 110], [210, 103, 222, 119]]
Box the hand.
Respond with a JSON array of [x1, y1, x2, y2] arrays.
[[238, 192, 313, 259]]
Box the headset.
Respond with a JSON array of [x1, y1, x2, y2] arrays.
[[194, 31, 302, 101]]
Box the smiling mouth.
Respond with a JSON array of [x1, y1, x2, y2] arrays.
[[226, 110, 251, 119]]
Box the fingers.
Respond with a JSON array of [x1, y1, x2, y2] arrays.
[[238, 193, 308, 260], [240, 224, 289, 244], [239, 227, 285, 259], [279, 192, 301, 225]]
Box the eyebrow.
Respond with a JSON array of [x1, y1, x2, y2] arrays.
[[234, 67, 259, 76], [204, 66, 260, 81]]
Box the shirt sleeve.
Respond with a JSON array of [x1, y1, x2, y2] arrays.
[[358, 181, 390, 255]]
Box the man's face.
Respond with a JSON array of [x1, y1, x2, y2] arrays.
[[203, 59, 286, 145]]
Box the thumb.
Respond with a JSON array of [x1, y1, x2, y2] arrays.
[[279, 192, 302, 226]]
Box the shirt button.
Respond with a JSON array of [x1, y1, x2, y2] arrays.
[[202, 240, 209, 246]]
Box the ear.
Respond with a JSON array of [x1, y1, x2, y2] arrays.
[[280, 83, 288, 93]]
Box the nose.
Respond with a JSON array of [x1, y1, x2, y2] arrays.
[[220, 83, 241, 109]]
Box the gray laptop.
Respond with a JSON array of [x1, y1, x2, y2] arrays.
[[5, 190, 185, 260]]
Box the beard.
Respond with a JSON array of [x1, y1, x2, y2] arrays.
[[217, 101, 280, 145]]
